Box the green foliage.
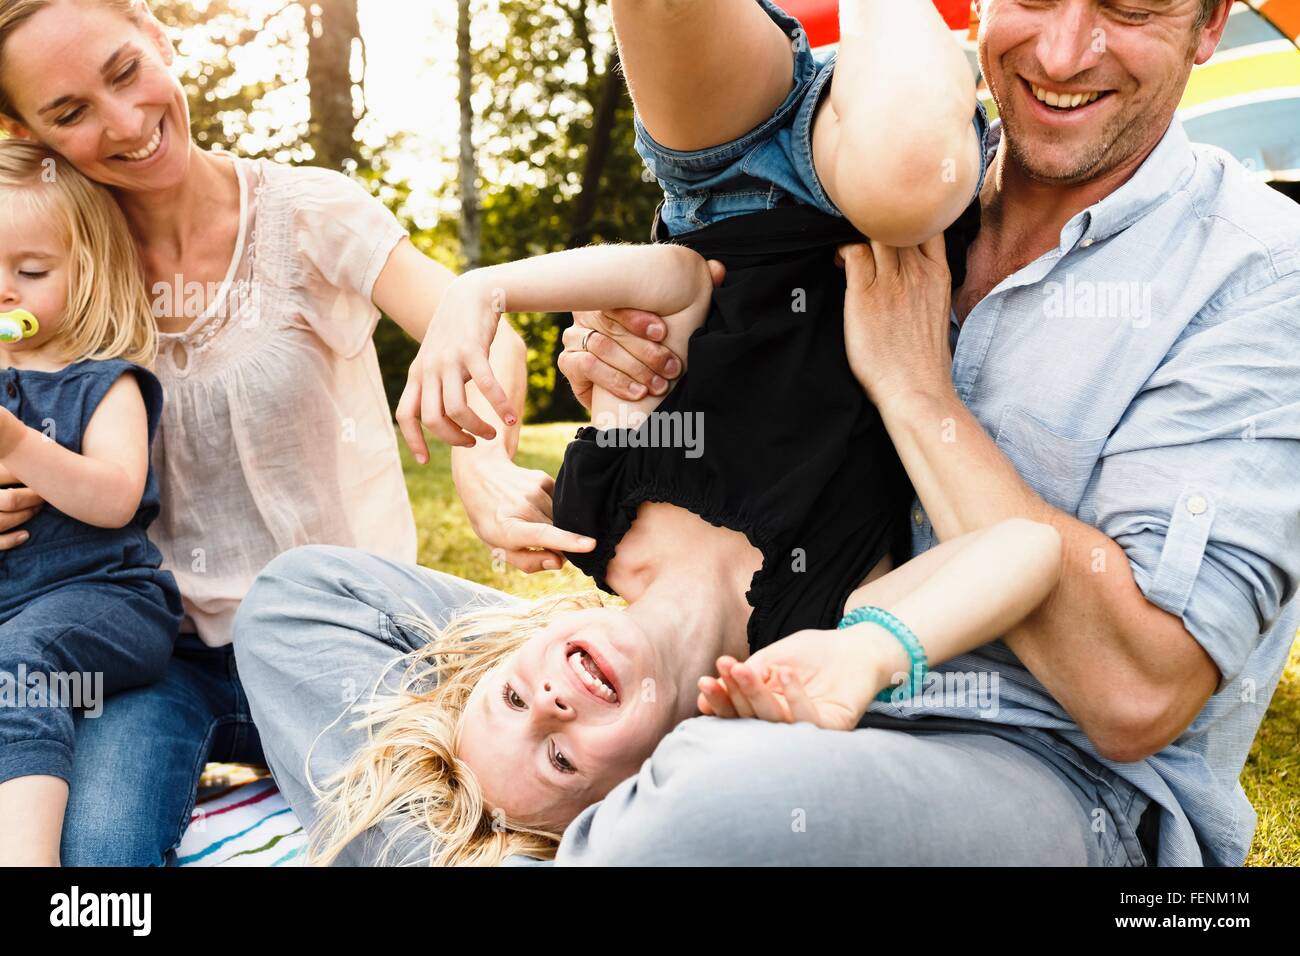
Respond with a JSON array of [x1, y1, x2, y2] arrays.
[[151, 0, 311, 160], [440, 0, 663, 420]]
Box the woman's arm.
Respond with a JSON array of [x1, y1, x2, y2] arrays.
[[814, 0, 980, 245], [402, 242, 715, 450], [0, 375, 148, 529], [611, 0, 798, 152]]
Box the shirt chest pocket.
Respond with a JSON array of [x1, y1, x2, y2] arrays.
[[993, 405, 1109, 516]]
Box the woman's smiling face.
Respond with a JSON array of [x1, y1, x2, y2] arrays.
[[0, 0, 191, 193]]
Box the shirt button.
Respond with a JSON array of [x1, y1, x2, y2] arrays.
[[913, 507, 925, 527], [5, 383, 15, 399], [1079, 238, 1094, 248], [1187, 494, 1209, 516]]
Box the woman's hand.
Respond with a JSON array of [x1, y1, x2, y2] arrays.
[[838, 236, 955, 412], [697, 627, 888, 732], [0, 409, 41, 549], [0, 485, 41, 550], [453, 454, 595, 573], [398, 274, 518, 451], [557, 259, 727, 409]]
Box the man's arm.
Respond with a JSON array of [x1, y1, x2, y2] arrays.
[[879, 388, 1218, 762], [611, 0, 797, 152], [837, 241, 1300, 764]]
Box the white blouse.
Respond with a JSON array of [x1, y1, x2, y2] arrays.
[[150, 155, 417, 647]]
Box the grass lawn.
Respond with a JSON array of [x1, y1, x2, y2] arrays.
[[400, 423, 1300, 866]]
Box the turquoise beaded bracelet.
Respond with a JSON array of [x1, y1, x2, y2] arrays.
[[837, 605, 928, 703]]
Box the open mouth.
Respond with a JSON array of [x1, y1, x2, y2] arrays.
[[566, 642, 620, 705], [114, 118, 165, 163], [1024, 78, 1113, 114]]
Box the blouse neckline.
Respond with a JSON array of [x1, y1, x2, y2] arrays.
[[158, 153, 250, 343]]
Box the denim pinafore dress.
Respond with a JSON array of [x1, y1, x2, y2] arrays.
[[0, 359, 182, 624]]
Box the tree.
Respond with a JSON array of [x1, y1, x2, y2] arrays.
[[303, 0, 363, 170], [466, 0, 662, 420], [458, 0, 482, 269]]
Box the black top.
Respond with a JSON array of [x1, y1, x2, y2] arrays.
[[553, 199, 980, 653]]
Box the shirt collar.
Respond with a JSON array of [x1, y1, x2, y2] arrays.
[[985, 116, 1198, 251]]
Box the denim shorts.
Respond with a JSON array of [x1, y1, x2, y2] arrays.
[[634, 0, 990, 237]]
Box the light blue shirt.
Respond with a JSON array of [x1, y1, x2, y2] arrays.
[[885, 118, 1300, 867]]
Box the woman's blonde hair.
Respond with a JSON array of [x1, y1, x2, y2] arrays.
[[0, 139, 156, 364], [308, 589, 611, 868]]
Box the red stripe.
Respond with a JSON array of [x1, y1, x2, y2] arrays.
[[780, 1, 975, 48], [191, 782, 278, 821]]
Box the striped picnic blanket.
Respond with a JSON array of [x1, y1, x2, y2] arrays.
[[176, 776, 307, 867]]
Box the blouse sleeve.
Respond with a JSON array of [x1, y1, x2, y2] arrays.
[[287, 165, 409, 358]]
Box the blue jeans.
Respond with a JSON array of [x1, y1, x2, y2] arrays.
[[0, 582, 176, 789], [234, 545, 1150, 866], [59, 633, 265, 866]]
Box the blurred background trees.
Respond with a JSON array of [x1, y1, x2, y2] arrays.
[[151, 0, 659, 422]]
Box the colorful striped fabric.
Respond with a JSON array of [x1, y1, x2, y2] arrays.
[[784, 0, 1300, 182], [175, 777, 307, 867]]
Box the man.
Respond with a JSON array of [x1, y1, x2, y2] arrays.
[[236, 0, 1299, 865]]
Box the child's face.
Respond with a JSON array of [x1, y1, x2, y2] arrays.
[[0, 199, 68, 355], [459, 607, 684, 833]]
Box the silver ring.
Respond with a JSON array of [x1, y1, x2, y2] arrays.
[[580, 329, 595, 353]]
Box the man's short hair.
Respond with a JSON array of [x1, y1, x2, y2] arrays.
[[1196, 0, 1227, 29]]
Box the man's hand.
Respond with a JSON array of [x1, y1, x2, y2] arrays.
[[398, 275, 518, 455], [558, 259, 726, 409], [453, 455, 595, 573], [839, 236, 955, 411]]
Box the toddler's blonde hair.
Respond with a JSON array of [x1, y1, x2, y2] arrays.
[[0, 139, 156, 364]]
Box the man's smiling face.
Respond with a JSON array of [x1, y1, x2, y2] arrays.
[[977, 0, 1228, 184]]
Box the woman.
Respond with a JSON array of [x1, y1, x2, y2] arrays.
[[0, 0, 545, 865]]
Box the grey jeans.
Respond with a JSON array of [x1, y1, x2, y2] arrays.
[[232, 545, 1151, 866]]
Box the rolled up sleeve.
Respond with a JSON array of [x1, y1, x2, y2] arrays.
[[1090, 278, 1300, 685]]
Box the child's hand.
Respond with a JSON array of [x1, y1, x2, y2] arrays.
[[397, 275, 518, 456], [696, 627, 887, 732]]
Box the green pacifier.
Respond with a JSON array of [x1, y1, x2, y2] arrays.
[[0, 309, 39, 344]]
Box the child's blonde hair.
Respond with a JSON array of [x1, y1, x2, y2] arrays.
[[0, 139, 156, 364], [308, 589, 611, 867]]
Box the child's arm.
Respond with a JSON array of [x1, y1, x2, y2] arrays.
[[700, 519, 1063, 728], [814, 0, 981, 246], [412, 242, 714, 448], [0, 374, 149, 529]]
